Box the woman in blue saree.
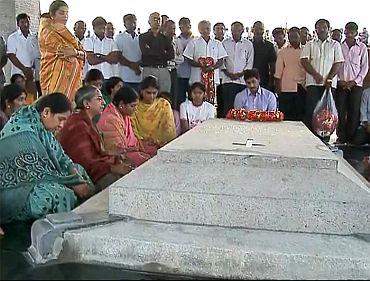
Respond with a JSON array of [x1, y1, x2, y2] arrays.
[[0, 93, 94, 224]]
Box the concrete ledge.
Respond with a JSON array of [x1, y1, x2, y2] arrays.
[[109, 188, 370, 235], [157, 150, 338, 170], [27, 210, 117, 264], [110, 160, 369, 201], [62, 220, 370, 280]]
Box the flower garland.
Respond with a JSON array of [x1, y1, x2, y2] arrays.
[[198, 57, 215, 104], [226, 108, 284, 122]]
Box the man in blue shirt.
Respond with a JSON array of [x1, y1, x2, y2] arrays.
[[234, 68, 277, 111]]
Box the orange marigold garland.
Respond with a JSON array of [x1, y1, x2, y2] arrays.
[[226, 109, 284, 122]]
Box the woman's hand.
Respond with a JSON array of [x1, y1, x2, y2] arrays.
[[72, 183, 90, 199], [141, 138, 157, 147], [111, 163, 133, 176]]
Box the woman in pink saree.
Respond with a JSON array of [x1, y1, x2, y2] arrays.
[[97, 87, 156, 168]]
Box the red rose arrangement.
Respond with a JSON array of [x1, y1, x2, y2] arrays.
[[198, 57, 215, 104], [226, 109, 284, 122], [312, 109, 338, 137]]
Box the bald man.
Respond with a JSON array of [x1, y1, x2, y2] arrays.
[[139, 12, 174, 92]]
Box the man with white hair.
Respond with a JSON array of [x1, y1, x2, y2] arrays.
[[139, 12, 174, 92], [183, 20, 228, 104]]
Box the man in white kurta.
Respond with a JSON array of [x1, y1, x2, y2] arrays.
[[300, 19, 344, 138], [7, 13, 36, 99], [221, 21, 254, 116], [183, 20, 228, 104]]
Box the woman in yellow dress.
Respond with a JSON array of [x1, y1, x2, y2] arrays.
[[132, 76, 176, 148], [39, 0, 85, 101]]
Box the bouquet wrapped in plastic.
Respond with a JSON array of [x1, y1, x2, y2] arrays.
[[312, 88, 338, 138]]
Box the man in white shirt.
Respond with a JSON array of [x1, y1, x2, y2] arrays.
[[26, 13, 50, 97], [26, 33, 40, 96], [164, 20, 184, 69], [213, 22, 226, 116], [84, 17, 120, 80], [74, 20, 88, 79], [176, 17, 194, 109], [222, 21, 254, 117], [183, 20, 228, 105], [115, 14, 142, 91], [7, 13, 36, 99], [164, 19, 184, 105], [300, 18, 344, 138]]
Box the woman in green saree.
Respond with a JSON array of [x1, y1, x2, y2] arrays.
[[0, 93, 94, 224]]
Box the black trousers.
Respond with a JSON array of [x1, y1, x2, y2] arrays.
[[169, 68, 178, 107], [216, 79, 224, 118], [278, 84, 306, 121], [221, 83, 246, 117], [175, 77, 189, 110], [305, 86, 336, 142], [335, 85, 363, 143]]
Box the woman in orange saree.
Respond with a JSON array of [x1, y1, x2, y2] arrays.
[[39, 0, 85, 101]]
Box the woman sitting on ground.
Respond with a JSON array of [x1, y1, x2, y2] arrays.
[[0, 93, 93, 223], [97, 87, 156, 168], [102, 76, 124, 105], [131, 76, 176, 148], [0, 84, 27, 131], [58, 85, 132, 190], [179, 82, 215, 134]]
